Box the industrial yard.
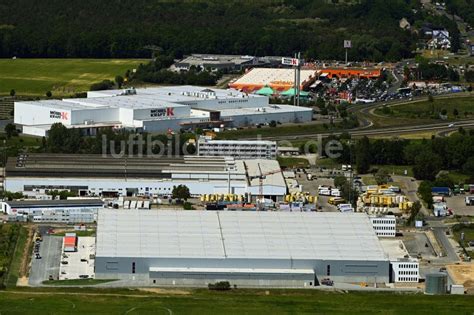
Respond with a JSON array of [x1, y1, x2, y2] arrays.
[[2, 150, 473, 293], [2, 0, 474, 313]]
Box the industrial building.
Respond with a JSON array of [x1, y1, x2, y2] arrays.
[[229, 68, 318, 93], [64, 233, 78, 252], [14, 86, 312, 137], [379, 239, 419, 283], [197, 137, 277, 160], [1, 199, 104, 223], [173, 54, 259, 72], [318, 68, 382, 80], [228, 67, 382, 93], [95, 210, 391, 287], [369, 215, 396, 237], [4, 154, 287, 201]]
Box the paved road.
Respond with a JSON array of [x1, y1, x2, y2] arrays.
[[29, 236, 62, 286], [431, 226, 459, 263], [392, 175, 429, 216], [250, 120, 474, 141]]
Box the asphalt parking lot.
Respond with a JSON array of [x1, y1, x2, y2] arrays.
[[298, 174, 334, 196], [29, 236, 62, 285], [59, 237, 95, 280], [297, 175, 338, 211], [446, 195, 474, 216], [402, 231, 437, 260]]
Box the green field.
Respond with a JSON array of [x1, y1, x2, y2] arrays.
[[1, 289, 474, 314], [54, 230, 96, 237], [372, 164, 414, 177], [0, 58, 147, 96], [374, 96, 474, 120], [0, 224, 27, 287], [452, 223, 474, 258], [277, 156, 309, 168]]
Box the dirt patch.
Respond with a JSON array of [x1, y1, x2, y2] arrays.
[[446, 264, 474, 288], [137, 288, 191, 295], [16, 276, 29, 287], [20, 226, 35, 278]]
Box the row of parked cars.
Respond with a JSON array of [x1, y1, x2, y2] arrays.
[[34, 234, 42, 259]]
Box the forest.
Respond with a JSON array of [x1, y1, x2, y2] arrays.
[[0, 0, 441, 61], [324, 130, 474, 182]]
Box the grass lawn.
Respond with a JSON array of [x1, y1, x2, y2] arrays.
[[42, 279, 116, 286], [453, 224, 474, 244], [0, 289, 474, 314], [54, 230, 96, 237], [369, 131, 439, 140], [361, 175, 377, 185], [315, 158, 341, 169], [374, 96, 474, 120], [0, 134, 43, 147], [0, 58, 147, 97], [277, 156, 309, 168], [3, 225, 28, 287], [372, 165, 414, 177], [452, 223, 474, 258]]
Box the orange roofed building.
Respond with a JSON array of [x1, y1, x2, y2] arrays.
[[318, 68, 382, 79], [229, 68, 318, 93]]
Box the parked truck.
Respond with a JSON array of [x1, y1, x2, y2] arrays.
[[431, 187, 452, 196]]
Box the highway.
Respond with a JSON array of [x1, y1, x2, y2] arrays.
[[238, 93, 474, 141], [243, 120, 474, 141]]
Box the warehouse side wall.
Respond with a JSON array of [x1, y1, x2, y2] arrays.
[[95, 256, 390, 286]]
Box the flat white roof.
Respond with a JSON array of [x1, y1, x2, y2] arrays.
[[198, 138, 276, 146], [219, 104, 312, 116], [243, 159, 285, 187], [96, 210, 388, 261], [379, 239, 413, 261], [63, 96, 189, 110], [16, 100, 94, 111], [176, 54, 256, 66], [88, 86, 264, 102], [17, 86, 267, 113]]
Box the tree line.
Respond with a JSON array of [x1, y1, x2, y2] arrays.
[[323, 130, 474, 182], [0, 0, 440, 62], [34, 123, 197, 156]]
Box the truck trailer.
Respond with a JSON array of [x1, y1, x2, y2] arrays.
[[431, 187, 452, 196]]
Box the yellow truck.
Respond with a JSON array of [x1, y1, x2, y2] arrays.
[[328, 197, 345, 205]]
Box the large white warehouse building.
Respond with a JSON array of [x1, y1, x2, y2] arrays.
[[14, 86, 312, 137], [95, 210, 391, 287], [4, 154, 287, 200]]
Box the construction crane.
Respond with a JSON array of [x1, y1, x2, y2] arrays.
[[249, 163, 281, 210]]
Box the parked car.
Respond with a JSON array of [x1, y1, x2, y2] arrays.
[[321, 278, 334, 286]]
